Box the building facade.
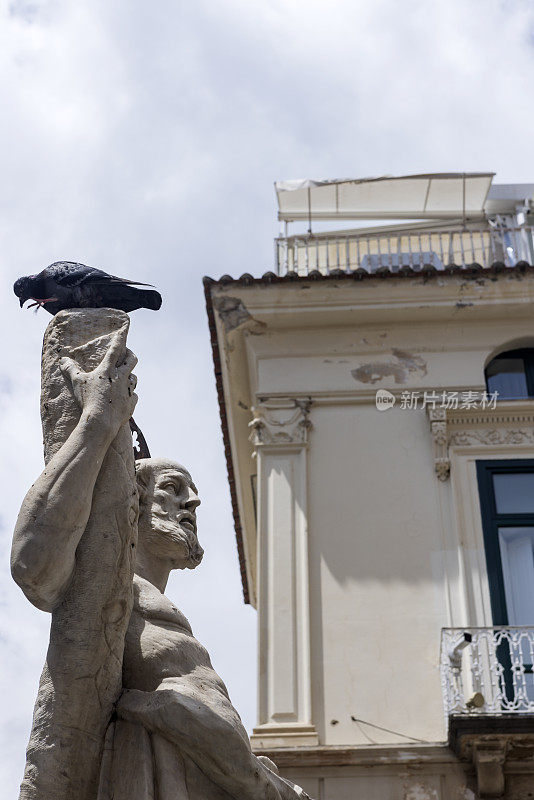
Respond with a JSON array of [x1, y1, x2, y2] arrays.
[[204, 174, 534, 799]]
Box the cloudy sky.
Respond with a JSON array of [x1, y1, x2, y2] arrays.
[[1, 0, 534, 793]]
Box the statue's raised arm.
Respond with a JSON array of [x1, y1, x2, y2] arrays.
[[11, 321, 137, 611], [12, 309, 139, 800]]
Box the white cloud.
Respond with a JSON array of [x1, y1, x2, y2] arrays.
[[1, 0, 534, 794]]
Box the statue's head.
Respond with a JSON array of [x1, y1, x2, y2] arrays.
[[135, 457, 204, 570]]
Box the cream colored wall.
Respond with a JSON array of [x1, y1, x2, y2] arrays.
[[211, 272, 534, 752], [308, 402, 449, 744]]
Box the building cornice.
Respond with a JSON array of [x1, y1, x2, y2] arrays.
[[252, 743, 460, 768]]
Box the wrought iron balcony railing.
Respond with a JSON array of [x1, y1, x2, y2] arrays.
[[275, 224, 534, 276], [440, 627, 534, 716]]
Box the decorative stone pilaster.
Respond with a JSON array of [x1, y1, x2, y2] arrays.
[[249, 399, 318, 748]]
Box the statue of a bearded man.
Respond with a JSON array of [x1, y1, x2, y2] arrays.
[[11, 309, 310, 800]]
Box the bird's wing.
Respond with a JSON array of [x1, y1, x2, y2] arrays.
[[42, 262, 104, 287], [43, 262, 155, 288], [93, 275, 156, 288]]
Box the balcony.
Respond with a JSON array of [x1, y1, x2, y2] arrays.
[[441, 626, 534, 717], [440, 627, 534, 795], [275, 224, 534, 276]]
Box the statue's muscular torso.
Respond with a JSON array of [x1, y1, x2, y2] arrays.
[[122, 575, 246, 737]]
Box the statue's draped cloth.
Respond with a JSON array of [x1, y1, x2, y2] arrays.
[[97, 721, 234, 800]]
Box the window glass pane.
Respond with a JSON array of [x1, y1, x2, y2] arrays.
[[493, 472, 534, 514], [486, 357, 528, 399], [498, 527, 534, 626]]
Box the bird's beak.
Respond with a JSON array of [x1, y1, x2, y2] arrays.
[[19, 297, 24, 307]]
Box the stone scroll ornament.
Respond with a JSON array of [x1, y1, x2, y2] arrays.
[[12, 309, 313, 800]]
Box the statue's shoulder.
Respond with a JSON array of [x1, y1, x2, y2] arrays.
[[132, 574, 193, 633]]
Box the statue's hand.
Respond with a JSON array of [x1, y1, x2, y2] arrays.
[[59, 322, 138, 437], [116, 688, 150, 724]]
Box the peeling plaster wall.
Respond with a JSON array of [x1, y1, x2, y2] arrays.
[[212, 295, 253, 331], [211, 273, 534, 798], [212, 294, 265, 334], [351, 348, 428, 384], [240, 314, 495, 747]]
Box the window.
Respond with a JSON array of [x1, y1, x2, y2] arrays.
[[477, 461, 534, 699], [485, 348, 534, 400], [476, 460, 534, 627]]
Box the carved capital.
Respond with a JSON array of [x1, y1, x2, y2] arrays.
[[249, 399, 312, 448]]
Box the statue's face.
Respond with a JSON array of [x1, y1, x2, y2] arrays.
[[141, 462, 204, 570]]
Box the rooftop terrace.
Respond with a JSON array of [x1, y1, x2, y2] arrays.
[[274, 173, 534, 276]]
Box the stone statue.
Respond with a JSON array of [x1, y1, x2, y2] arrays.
[[11, 309, 311, 800]]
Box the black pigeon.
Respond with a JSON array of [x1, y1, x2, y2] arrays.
[[13, 261, 162, 315]]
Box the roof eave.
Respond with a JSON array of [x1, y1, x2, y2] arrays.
[[203, 277, 251, 604]]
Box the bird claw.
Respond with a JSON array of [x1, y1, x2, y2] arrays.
[[27, 298, 57, 311]]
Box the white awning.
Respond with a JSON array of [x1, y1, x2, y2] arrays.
[[275, 173, 495, 222], [485, 183, 534, 216]]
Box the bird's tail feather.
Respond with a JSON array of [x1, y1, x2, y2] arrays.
[[137, 289, 162, 310], [97, 285, 162, 312]]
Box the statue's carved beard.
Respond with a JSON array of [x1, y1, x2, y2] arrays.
[[147, 507, 204, 570]]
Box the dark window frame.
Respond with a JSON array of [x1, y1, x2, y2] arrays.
[[485, 348, 534, 399], [476, 458, 534, 625]]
